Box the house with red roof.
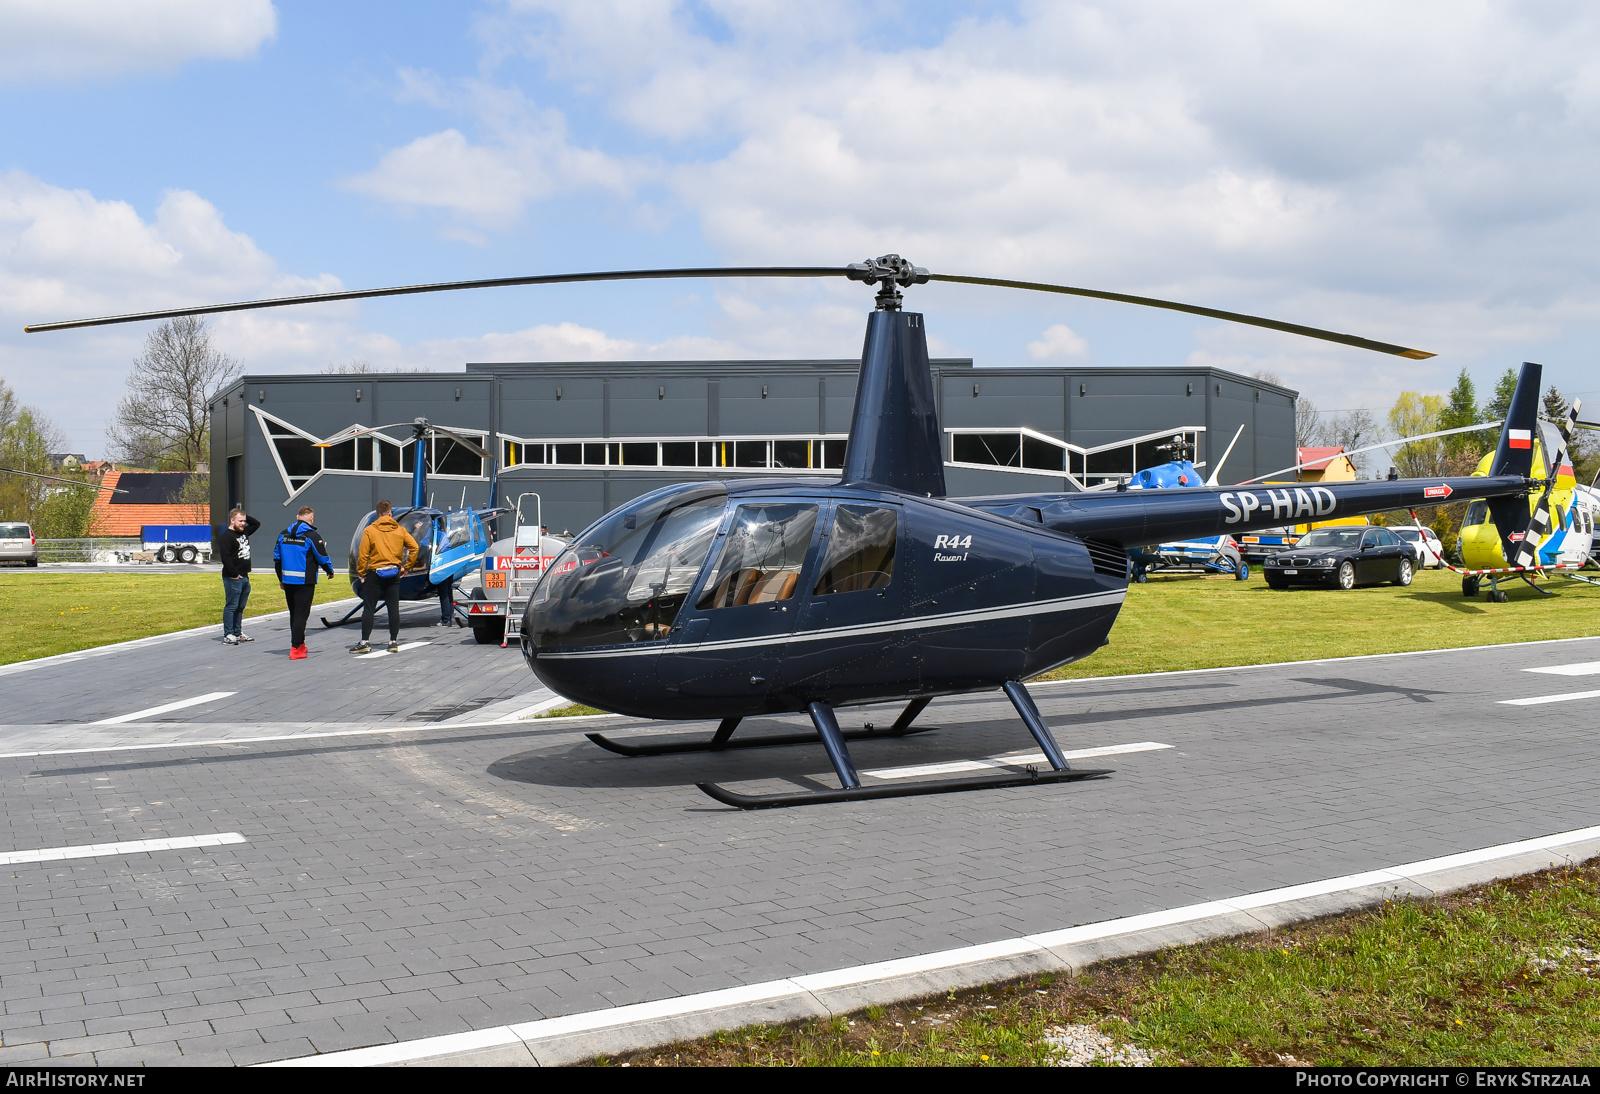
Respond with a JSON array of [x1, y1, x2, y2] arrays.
[[86, 471, 209, 536], [1294, 446, 1357, 482]]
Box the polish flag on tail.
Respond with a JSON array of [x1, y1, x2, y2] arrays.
[[1508, 429, 1532, 449]]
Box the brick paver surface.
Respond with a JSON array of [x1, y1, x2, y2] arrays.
[[1, 605, 1596, 1065]]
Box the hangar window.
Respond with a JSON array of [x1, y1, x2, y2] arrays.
[[946, 426, 1205, 489], [497, 433, 850, 474], [250, 407, 487, 504]]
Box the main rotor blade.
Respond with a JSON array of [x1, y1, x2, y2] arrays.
[[22, 267, 847, 333], [0, 466, 127, 493], [24, 260, 1435, 359], [426, 425, 488, 458], [926, 273, 1436, 359]]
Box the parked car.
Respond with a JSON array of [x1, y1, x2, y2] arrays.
[[1264, 525, 1414, 590], [0, 522, 38, 567], [1390, 525, 1445, 569]]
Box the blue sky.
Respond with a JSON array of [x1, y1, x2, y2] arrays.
[[4, 1, 1599, 453]]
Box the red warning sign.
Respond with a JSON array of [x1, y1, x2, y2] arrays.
[[1423, 484, 1452, 499]]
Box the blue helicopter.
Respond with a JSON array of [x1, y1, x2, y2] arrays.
[[25, 256, 1547, 809], [1123, 429, 1252, 582], [308, 417, 506, 629]]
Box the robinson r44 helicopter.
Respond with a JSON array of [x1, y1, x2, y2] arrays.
[[306, 417, 507, 628], [25, 255, 1551, 808]]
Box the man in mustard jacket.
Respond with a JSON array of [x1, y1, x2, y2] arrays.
[[350, 500, 420, 654]]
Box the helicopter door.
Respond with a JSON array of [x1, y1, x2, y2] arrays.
[[429, 508, 486, 585], [782, 501, 910, 700], [657, 501, 821, 702]]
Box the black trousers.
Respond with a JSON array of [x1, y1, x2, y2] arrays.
[[360, 574, 401, 641], [283, 583, 316, 647]]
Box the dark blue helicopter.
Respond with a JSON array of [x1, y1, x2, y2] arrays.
[[308, 417, 505, 629], [25, 255, 1546, 808]]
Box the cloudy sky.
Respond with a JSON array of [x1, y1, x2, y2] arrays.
[[3, 0, 1599, 453]]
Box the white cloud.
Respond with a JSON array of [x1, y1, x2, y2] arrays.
[[0, 171, 344, 449], [341, 77, 634, 229], [1027, 324, 1089, 361], [0, 0, 276, 83], [385, 0, 1600, 414]]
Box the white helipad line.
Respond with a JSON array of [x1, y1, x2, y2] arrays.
[[91, 691, 236, 725], [355, 640, 430, 658], [265, 821, 1600, 1067], [1526, 660, 1600, 676], [1500, 689, 1600, 706], [0, 832, 246, 866], [863, 742, 1171, 781]]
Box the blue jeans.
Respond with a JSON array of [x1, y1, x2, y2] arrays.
[[223, 575, 251, 636]]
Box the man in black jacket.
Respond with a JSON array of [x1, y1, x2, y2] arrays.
[[215, 508, 260, 645]]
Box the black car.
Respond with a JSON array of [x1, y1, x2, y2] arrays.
[[1264, 525, 1414, 590]]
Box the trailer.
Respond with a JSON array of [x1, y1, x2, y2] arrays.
[[117, 524, 213, 564]]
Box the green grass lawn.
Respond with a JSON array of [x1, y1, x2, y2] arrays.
[[0, 572, 353, 664], [1039, 566, 1600, 681], [605, 860, 1600, 1067], [2, 565, 1595, 672]]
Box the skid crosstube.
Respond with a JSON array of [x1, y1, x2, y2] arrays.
[[697, 766, 1112, 809], [584, 721, 932, 758]]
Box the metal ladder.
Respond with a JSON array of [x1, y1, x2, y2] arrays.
[[499, 573, 539, 648]]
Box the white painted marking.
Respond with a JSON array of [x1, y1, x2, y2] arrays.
[[356, 640, 430, 658], [0, 712, 625, 760], [1500, 689, 1600, 706], [0, 832, 246, 867], [1526, 660, 1600, 676], [91, 691, 236, 725], [264, 821, 1600, 1068], [863, 742, 1171, 781]]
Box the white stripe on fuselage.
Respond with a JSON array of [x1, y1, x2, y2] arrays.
[[535, 588, 1127, 660]]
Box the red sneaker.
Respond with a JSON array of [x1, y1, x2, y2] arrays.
[[290, 645, 307, 660]]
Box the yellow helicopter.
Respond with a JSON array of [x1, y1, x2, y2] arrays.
[[1454, 399, 1599, 601]]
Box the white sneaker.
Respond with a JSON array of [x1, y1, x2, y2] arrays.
[[237, 633, 254, 642], [223, 634, 239, 645]]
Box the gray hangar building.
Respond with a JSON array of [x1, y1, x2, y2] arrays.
[[209, 358, 1296, 551]]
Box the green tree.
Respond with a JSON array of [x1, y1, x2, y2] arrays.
[[1387, 391, 1446, 478], [1438, 368, 1482, 460], [1483, 367, 1519, 422]]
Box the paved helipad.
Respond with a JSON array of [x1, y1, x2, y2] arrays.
[[0, 606, 1596, 1066]]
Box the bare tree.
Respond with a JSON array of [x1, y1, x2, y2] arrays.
[[321, 358, 425, 374], [1318, 409, 1378, 476], [1294, 395, 1321, 449], [107, 317, 241, 471]]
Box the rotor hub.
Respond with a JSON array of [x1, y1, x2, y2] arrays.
[[846, 254, 930, 311]]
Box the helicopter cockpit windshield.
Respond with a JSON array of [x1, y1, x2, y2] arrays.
[[527, 483, 727, 650]]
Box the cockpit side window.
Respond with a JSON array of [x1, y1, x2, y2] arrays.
[[445, 509, 473, 549], [1463, 500, 1488, 528], [813, 504, 898, 595], [697, 503, 818, 610]]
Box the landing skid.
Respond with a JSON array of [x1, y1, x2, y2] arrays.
[[586, 719, 933, 758], [697, 766, 1110, 809], [697, 682, 1111, 809], [320, 602, 364, 628]]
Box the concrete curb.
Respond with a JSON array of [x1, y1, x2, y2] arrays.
[[263, 823, 1600, 1067]]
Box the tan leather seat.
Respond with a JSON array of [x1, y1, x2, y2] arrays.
[[749, 570, 798, 604]]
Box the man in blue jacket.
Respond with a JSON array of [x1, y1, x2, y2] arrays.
[[274, 506, 335, 660]]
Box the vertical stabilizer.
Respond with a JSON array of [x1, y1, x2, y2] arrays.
[[1486, 361, 1541, 564], [840, 310, 946, 497]]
